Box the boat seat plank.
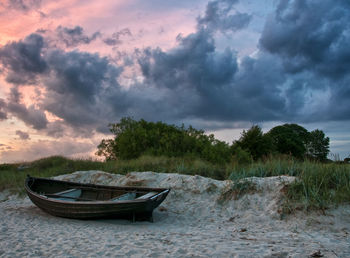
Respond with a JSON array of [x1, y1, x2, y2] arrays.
[[110, 192, 137, 201], [53, 188, 82, 198], [136, 191, 157, 200], [46, 188, 82, 201]]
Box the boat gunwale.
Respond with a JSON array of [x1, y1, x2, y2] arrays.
[[25, 175, 170, 205]]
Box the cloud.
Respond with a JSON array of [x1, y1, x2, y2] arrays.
[[259, 0, 350, 79], [103, 28, 132, 46], [15, 130, 30, 140], [6, 87, 48, 130], [2, 0, 41, 12], [0, 0, 306, 133], [41, 48, 124, 129], [7, 102, 48, 129], [0, 33, 47, 85], [54, 26, 101, 48], [197, 0, 252, 33], [0, 33, 124, 133], [0, 99, 7, 120], [258, 0, 350, 122]]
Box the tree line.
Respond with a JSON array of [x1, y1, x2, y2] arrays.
[[96, 117, 330, 164]]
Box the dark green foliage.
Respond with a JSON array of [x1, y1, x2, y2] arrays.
[[96, 117, 232, 164], [231, 145, 252, 164], [266, 124, 330, 161], [97, 119, 331, 163], [267, 124, 310, 159], [233, 125, 273, 161], [306, 129, 330, 161]]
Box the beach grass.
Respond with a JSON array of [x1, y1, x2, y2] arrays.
[[0, 155, 349, 212]]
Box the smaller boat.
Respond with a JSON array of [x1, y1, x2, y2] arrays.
[[25, 175, 170, 221]]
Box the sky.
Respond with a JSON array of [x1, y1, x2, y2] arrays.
[[0, 0, 349, 163]]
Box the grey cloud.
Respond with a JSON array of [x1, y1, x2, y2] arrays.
[[0, 99, 7, 120], [0, 32, 125, 135], [55, 26, 101, 48], [259, 0, 350, 79], [103, 28, 132, 46], [0, 33, 46, 85], [5, 87, 48, 130], [327, 76, 350, 121], [42, 49, 123, 128], [7, 102, 48, 129], [15, 130, 30, 140], [258, 0, 350, 122], [197, 0, 251, 33], [137, 28, 288, 123]]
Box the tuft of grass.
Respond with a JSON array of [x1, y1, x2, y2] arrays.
[[217, 179, 257, 203], [228, 155, 301, 180], [282, 161, 350, 213]]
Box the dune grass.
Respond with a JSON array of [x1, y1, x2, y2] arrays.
[[282, 161, 350, 213], [228, 157, 350, 211], [0, 155, 349, 213]]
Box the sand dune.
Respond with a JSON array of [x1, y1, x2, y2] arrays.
[[1, 171, 349, 257]]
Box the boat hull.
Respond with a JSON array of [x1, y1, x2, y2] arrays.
[[25, 176, 170, 220]]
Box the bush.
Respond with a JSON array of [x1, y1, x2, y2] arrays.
[[232, 125, 273, 161], [231, 146, 252, 165], [96, 117, 232, 164]]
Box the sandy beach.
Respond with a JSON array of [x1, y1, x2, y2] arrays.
[[1, 171, 349, 257]]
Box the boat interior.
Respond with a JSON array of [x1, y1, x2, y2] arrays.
[[29, 178, 162, 202]]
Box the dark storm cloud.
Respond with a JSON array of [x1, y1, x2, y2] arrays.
[[137, 26, 289, 122], [259, 0, 350, 79], [327, 76, 350, 121], [258, 0, 350, 122], [197, 0, 251, 33], [42, 49, 124, 127], [0, 33, 47, 84], [54, 26, 101, 48], [15, 130, 30, 140]]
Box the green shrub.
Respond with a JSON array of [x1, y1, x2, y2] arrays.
[[231, 146, 252, 165], [96, 117, 232, 164]]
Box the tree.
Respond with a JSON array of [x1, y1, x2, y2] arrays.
[[306, 129, 330, 161], [96, 117, 232, 164], [267, 124, 309, 159], [233, 125, 273, 160]]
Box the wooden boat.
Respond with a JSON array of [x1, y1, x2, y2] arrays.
[[25, 175, 170, 221]]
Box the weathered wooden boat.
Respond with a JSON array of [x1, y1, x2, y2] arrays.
[[25, 175, 170, 221]]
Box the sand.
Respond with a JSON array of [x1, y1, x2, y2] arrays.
[[0, 171, 349, 257]]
